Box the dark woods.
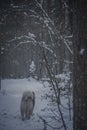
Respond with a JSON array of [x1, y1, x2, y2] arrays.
[[0, 0, 72, 79]]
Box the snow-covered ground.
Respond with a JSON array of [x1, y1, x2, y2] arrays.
[[0, 77, 73, 130]]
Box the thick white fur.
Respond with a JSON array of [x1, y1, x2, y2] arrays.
[[20, 91, 35, 120]]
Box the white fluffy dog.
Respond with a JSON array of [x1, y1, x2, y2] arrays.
[[20, 91, 35, 120]]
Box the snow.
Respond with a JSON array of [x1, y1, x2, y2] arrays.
[[79, 48, 85, 55], [28, 32, 36, 38], [0, 77, 73, 130], [1, 47, 5, 51]]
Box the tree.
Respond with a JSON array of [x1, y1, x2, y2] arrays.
[[71, 0, 87, 130], [29, 61, 36, 78]]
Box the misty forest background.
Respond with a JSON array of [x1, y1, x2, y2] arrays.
[[0, 0, 72, 79]]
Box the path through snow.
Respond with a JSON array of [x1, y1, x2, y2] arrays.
[[0, 78, 51, 130], [0, 78, 72, 130]]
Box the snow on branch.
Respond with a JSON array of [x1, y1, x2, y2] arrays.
[[38, 41, 57, 58], [34, 0, 73, 55], [34, 0, 55, 26], [7, 33, 37, 49], [8, 33, 36, 43], [60, 35, 73, 55], [7, 33, 56, 57]]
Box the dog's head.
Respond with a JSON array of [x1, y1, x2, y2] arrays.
[[22, 91, 35, 101]]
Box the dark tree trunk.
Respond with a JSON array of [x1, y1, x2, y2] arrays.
[[0, 77, 1, 90], [72, 0, 87, 130]]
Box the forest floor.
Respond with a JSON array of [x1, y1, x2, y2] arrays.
[[0, 77, 73, 130]]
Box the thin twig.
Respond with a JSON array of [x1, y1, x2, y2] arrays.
[[38, 115, 63, 130]]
